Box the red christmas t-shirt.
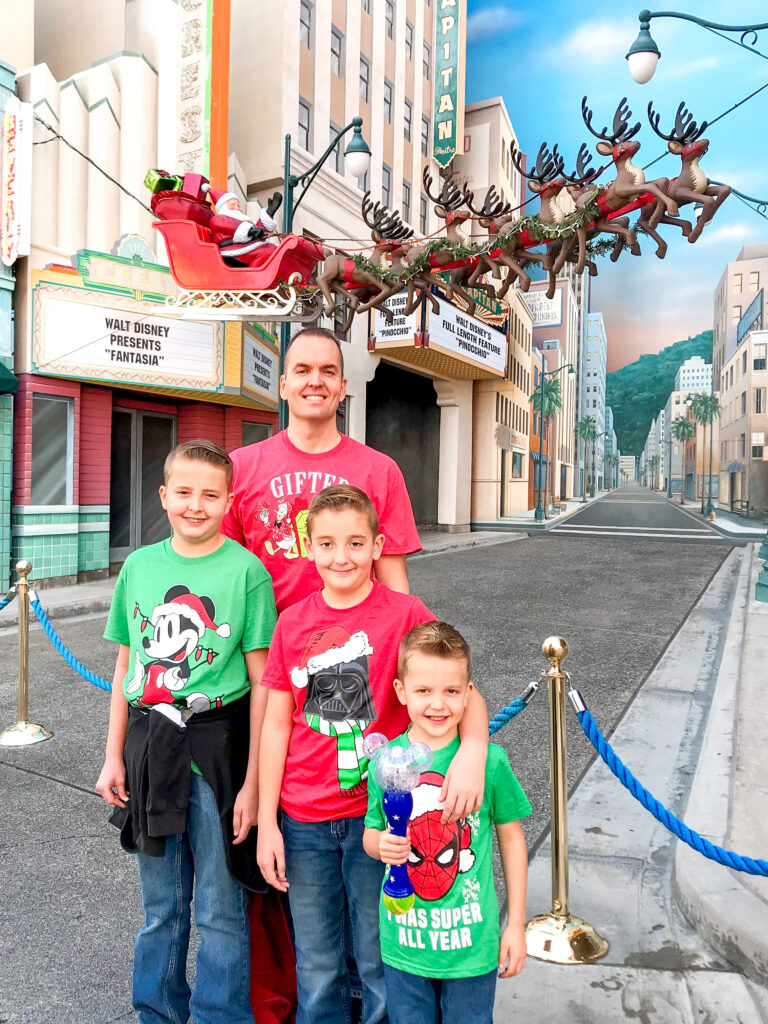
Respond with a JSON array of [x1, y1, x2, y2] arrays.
[[221, 431, 421, 612], [261, 582, 435, 822]]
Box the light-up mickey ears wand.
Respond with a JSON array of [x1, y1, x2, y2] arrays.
[[363, 733, 433, 914]]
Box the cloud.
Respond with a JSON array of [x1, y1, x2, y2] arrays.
[[663, 56, 721, 80], [547, 21, 628, 66], [466, 6, 522, 44], [696, 223, 758, 248]]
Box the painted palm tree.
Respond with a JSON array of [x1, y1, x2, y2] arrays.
[[670, 416, 695, 504], [604, 452, 620, 489], [689, 393, 722, 513], [574, 417, 597, 502], [530, 377, 563, 516], [647, 453, 660, 491]]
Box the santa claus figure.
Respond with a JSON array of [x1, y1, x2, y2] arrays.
[[204, 186, 283, 267]]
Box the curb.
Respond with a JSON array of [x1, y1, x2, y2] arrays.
[[664, 496, 766, 540], [411, 533, 528, 556], [0, 594, 114, 630], [673, 542, 768, 984]]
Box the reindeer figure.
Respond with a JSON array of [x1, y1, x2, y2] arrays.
[[644, 101, 730, 246], [560, 142, 641, 270], [354, 196, 415, 317], [315, 191, 405, 330], [581, 96, 681, 256], [466, 184, 542, 298]]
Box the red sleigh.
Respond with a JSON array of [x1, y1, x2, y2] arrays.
[[151, 188, 325, 320]]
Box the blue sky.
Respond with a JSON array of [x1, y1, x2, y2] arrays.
[[465, 0, 768, 370]]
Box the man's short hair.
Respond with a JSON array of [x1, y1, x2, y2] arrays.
[[306, 484, 379, 538], [285, 327, 345, 375], [163, 439, 233, 489], [397, 621, 472, 682]]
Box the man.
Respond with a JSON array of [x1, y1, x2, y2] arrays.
[[222, 327, 420, 611]]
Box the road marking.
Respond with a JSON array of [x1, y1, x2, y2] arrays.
[[553, 528, 720, 540], [557, 523, 712, 534]]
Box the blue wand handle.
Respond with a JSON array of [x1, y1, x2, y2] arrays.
[[382, 790, 414, 903]]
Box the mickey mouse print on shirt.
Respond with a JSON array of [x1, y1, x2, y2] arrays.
[[126, 585, 232, 712]]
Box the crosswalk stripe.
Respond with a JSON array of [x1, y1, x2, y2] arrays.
[[553, 528, 719, 540], [558, 523, 711, 533]]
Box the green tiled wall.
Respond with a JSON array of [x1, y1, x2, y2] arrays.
[[78, 531, 110, 572], [12, 508, 110, 582]]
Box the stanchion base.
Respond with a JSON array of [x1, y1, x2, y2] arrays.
[[525, 912, 609, 964], [0, 720, 53, 746]]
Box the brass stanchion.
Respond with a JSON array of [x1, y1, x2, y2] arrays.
[[525, 636, 608, 964], [0, 560, 52, 747]]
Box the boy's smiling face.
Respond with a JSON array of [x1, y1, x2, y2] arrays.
[[159, 458, 233, 554], [394, 653, 472, 747], [306, 508, 384, 608]]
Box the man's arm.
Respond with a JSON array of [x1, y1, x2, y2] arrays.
[[256, 688, 295, 891], [95, 645, 131, 807], [233, 649, 268, 846], [496, 820, 528, 978], [440, 686, 489, 823], [374, 553, 410, 594]]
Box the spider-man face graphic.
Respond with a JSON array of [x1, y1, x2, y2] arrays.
[[407, 774, 475, 901]]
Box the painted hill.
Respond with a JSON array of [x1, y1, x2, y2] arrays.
[[606, 331, 713, 456]]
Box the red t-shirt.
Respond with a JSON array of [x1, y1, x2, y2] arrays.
[[262, 582, 436, 822], [222, 431, 422, 612]]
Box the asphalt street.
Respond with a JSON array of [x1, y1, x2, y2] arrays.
[[0, 525, 733, 1023], [552, 484, 731, 543]]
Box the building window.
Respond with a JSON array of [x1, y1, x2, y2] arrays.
[[329, 122, 343, 173], [298, 98, 312, 150], [361, 0, 370, 12], [755, 387, 765, 414], [405, 20, 414, 60], [359, 55, 370, 102], [423, 40, 431, 79], [358, 170, 368, 193], [404, 98, 412, 142], [755, 342, 767, 370], [420, 193, 428, 233], [421, 115, 429, 156], [242, 421, 272, 446], [750, 271, 760, 290], [732, 304, 742, 325], [403, 180, 411, 224], [330, 27, 344, 77], [752, 445, 764, 458], [740, 434, 746, 457], [300, 0, 312, 47], [741, 391, 747, 415], [385, 0, 394, 39], [382, 164, 392, 209], [31, 395, 74, 505], [733, 273, 742, 293], [743, 350, 748, 374], [383, 79, 393, 123], [511, 452, 523, 478]]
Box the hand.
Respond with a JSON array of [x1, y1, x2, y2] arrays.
[[96, 756, 129, 807], [498, 923, 527, 978], [233, 782, 258, 846], [248, 224, 266, 241], [266, 191, 283, 217], [379, 828, 410, 866], [439, 741, 485, 823], [257, 821, 289, 892]]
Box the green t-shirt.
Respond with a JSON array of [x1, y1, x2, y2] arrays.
[[104, 537, 276, 712], [365, 734, 531, 979]]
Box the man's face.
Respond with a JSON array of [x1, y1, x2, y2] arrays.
[[280, 335, 347, 426], [224, 198, 241, 212]]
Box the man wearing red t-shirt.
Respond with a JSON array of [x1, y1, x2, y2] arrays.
[[222, 327, 420, 613]]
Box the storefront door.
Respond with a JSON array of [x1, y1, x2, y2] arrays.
[[109, 409, 177, 562]]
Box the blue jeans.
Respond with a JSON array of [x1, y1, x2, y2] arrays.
[[282, 812, 387, 1024], [384, 965, 497, 1024], [133, 772, 251, 1024]]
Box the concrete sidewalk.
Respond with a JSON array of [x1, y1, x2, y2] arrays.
[[665, 496, 767, 540], [494, 544, 768, 1020], [473, 488, 610, 533], [0, 528, 525, 629]]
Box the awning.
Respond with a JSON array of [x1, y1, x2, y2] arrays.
[[530, 451, 550, 464], [0, 363, 18, 395], [726, 461, 744, 473]]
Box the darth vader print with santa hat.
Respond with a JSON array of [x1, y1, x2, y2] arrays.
[[205, 185, 282, 266], [127, 585, 233, 712]]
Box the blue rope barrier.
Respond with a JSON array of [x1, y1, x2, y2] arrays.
[[489, 697, 526, 735], [576, 703, 768, 877], [0, 588, 16, 612], [30, 596, 112, 692]]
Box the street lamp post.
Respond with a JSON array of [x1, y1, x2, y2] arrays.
[[534, 350, 575, 523], [704, 378, 716, 519], [626, 10, 768, 83], [278, 117, 371, 430]]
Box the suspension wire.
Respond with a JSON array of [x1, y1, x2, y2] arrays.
[[33, 113, 156, 217], [701, 23, 768, 63], [643, 79, 768, 172]]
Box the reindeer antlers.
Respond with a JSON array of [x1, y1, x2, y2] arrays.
[[463, 183, 512, 219], [560, 142, 599, 184], [510, 141, 564, 183], [582, 97, 641, 145], [647, 101, 708, 144], [422, 166, 467, 212], [361, 191, 414, 241]]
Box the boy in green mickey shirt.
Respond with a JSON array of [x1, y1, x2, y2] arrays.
[[96, 440, 277, 1024], [364, 621, 531, 1024]]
